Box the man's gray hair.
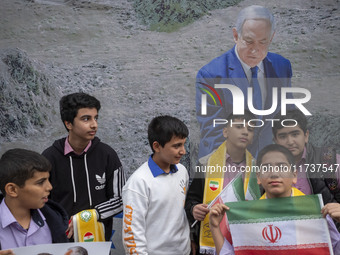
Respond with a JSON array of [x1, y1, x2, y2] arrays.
[[235, 5, 275, 36], [67, 246, 88, 255]]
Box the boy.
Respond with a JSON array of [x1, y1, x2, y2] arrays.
[[185, 111, 259, 254], [122, 115, 190, 255], [272, 109, 340, 204], [0, 149, 68, 253], [42, 92, 125, 241], [209, 144, 340, 255]]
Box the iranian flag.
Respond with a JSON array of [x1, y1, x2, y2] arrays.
[[244, 160, 261, 201], [209, 180, 219, 191], [200, 173, 245, 254], [84, 232, 95, 242], [213, 173, 244, 246], [226, 194, 333, 255], [212, 172, 245, 203]]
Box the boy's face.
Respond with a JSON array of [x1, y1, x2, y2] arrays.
[[223, 119, 254, 150], [65, 107, 98, 143], [257, 151, 297, 199], [16, 171, 52, 209], [153, 135, 186, 168], [274, 126, 309, 162]]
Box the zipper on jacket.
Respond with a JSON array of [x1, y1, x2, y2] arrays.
[[84, 154, 93, 207], [69, 156, 77, 203]]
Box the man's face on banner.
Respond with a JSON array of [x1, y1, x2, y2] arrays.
[[233, 19, 273, 67]]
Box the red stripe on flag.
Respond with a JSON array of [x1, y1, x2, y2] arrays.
[[213, 197, 233, 245], [235, 246, 330, 255]]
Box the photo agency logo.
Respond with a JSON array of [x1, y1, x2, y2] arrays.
[[199, 83, 312, 127]]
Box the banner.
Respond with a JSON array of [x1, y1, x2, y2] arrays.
[[11, 242, 111, 255]]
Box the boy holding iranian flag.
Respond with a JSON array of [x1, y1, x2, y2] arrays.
[[209, 144, 340, 255], [185, 110, 261, 254]]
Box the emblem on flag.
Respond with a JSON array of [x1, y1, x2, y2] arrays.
[[209, 180, 219, 191], [80, 210, 93, 222], [84, 232, 95, 242], [227, 194, 333, 255], [262, 225, 282, 243]]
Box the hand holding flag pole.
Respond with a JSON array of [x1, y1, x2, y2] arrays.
[[190, 173, 243, 228]]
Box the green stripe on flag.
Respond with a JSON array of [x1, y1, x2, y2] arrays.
[[247, 171, 261, 199], [232, 174, 245, 201], [226, 194, 322, 224]]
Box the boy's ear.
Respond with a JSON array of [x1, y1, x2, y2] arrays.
[[292, 171, 298, 185], [273, 134, 278, 144], [256, 174, 262, 185], [304, 130, 309, 144], [152, 141, 161, 153], [4, 183, 19, 198], [223, 127, 228, 139], [64, 121, 73, 131]]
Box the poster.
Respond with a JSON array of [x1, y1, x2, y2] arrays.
[[0, 0, 339, 254], [11, 242, 111, 255]]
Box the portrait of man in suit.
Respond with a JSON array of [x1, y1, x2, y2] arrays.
[[196, 5, 292, 159]]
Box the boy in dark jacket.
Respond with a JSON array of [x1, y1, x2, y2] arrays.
[[272, 109, 340, 204], [0, 149, 68, 253], [42, 92, 125, 241]]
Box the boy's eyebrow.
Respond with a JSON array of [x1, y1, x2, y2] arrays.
[[34, 177, 48, 183], [261, 162, 290, 166], [80, 114, 98, 118], [278, 130, 301, 136]]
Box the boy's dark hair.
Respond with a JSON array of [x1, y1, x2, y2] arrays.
[[0, 148, 51, 195], [272, 109, 308, 137], [257, 144, 295, 167], [225, 109, 256, 127], [60, 92, 101, 131], [148, 115, 189, 152]]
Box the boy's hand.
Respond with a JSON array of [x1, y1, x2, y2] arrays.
[[209, 204, 229, 229], [66, 216, 74, 239], [192, 204, 210, 221], [0, 250, 14, 255], [321, 203, 340, 222]]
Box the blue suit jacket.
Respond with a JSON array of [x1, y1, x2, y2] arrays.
[[196, 45, 292, 158]]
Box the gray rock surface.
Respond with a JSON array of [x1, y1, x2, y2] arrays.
[[0, 0, 339, 177]]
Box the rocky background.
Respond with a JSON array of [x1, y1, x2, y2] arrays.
[[0, 0, 339, 179]]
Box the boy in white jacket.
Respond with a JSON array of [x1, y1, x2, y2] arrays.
[[122, 115, 191, 255]]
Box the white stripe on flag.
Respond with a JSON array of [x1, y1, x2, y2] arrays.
[[209, 172, 243, 208], [230, 218, 330, 247]]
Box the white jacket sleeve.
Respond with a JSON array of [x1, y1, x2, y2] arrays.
[[122, 187, 149, 255]]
